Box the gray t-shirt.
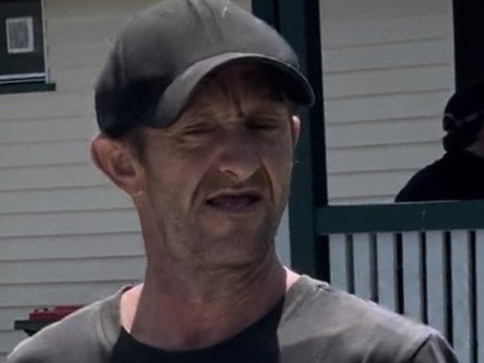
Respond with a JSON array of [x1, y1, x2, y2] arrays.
[[6, 276, 459, 362]]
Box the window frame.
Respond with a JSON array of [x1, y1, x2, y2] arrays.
[[0, 0, 55, 94]]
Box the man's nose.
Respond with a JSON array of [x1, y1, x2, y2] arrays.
[[216, 130, 261, 182]]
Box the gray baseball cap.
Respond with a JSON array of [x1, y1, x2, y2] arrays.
[[95, 0, 315, 137]]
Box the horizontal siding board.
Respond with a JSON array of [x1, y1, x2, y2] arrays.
[[47, 0, 250, 18], [0, 94, 94, 122], [0, 141, 90, 168], [328, 171, 427, 199], [322, 13, 450, 48], [324, 66, 451, 100], [325, 118, 442, 148], [0, 233, 143, 261], [323, 0, 448, 19], [0, 117, 95, 145], [49, 13, 130, 25], [0, 186, 132, 214], [327, 143, 442, 174], [0, 256, 145, 284], [0, 308, 32, 330], [324, 40, 449, 73], [326, 90, 450, 124], [0, 281, 135, 308], [0, 165, 106, 191], [329, 169, 418, 178], [50, 42, 108, 70], [46, 0, 158, 18], [48, 16, 126, 48], [51, 67, 102, 94], [0, 210, 140, 238]]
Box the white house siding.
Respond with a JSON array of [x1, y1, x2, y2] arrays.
[[0, 0, 255, 359], [320, 0, 455, 204]]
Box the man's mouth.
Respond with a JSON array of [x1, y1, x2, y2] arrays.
[[206, 191, 262, 211]]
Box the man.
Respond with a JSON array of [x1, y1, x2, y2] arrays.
[[396, 80, 484, 202], [7, 0, 458, 362]]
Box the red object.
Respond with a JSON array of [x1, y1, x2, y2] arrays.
[[28, 306, 82, 321]]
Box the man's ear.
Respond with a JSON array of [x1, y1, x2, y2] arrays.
[[90, 134, 144, 196], [291, 116, 301, 147]]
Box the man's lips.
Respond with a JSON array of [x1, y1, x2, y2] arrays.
[[206, 190, 262, 211]]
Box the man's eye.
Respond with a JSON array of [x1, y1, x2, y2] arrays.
[[183, 127, 214, 136], [253, 125, 280, 133], [248, 121, 279, 131]]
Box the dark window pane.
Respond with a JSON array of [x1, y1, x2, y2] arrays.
[[0, 0, 45, 83]]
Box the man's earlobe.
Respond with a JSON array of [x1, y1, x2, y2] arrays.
[[90, 134, 142, 195]]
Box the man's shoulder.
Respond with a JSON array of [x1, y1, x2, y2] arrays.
[[280, 276, 451, 362], [6, 292, 121, 363]]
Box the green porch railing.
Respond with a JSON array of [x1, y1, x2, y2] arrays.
[[317, 200, 484, 363], [317, 200, 484, 234]]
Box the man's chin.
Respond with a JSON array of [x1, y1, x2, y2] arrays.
[[199, 241, 275, 271], [195, 228, 275, 263], [199, 202, 275, 227], [200, 219, 274, 242]]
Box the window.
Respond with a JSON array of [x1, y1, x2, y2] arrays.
[[0, 0, 54, 93]]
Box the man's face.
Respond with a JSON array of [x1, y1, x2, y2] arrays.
[[137, 65, 299, 270]]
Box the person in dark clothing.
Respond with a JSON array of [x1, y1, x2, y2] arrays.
[[396, 80, 484, 202]]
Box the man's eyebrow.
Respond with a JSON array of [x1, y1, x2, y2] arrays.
[[248, 100, 291, 113], [181, 108, 223, 120]]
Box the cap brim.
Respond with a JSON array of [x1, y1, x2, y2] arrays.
[[152, 52, 315, 128]]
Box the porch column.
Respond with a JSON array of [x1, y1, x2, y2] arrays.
[[453, 0, 484, 89], [252, 0, 329, 279]]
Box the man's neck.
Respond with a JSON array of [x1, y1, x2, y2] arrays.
[[120, 254, 298, 351]]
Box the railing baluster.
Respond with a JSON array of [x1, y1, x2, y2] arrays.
[[474, 230, 484, 363], [401, 232, 423, 321], [450, 230, 471, 363], [469, 231, 477, 363], [425, 231, 446, 335], [375, 232, 397, 311], [329, 234, 349, 291], [353, 233, 372, 300]]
